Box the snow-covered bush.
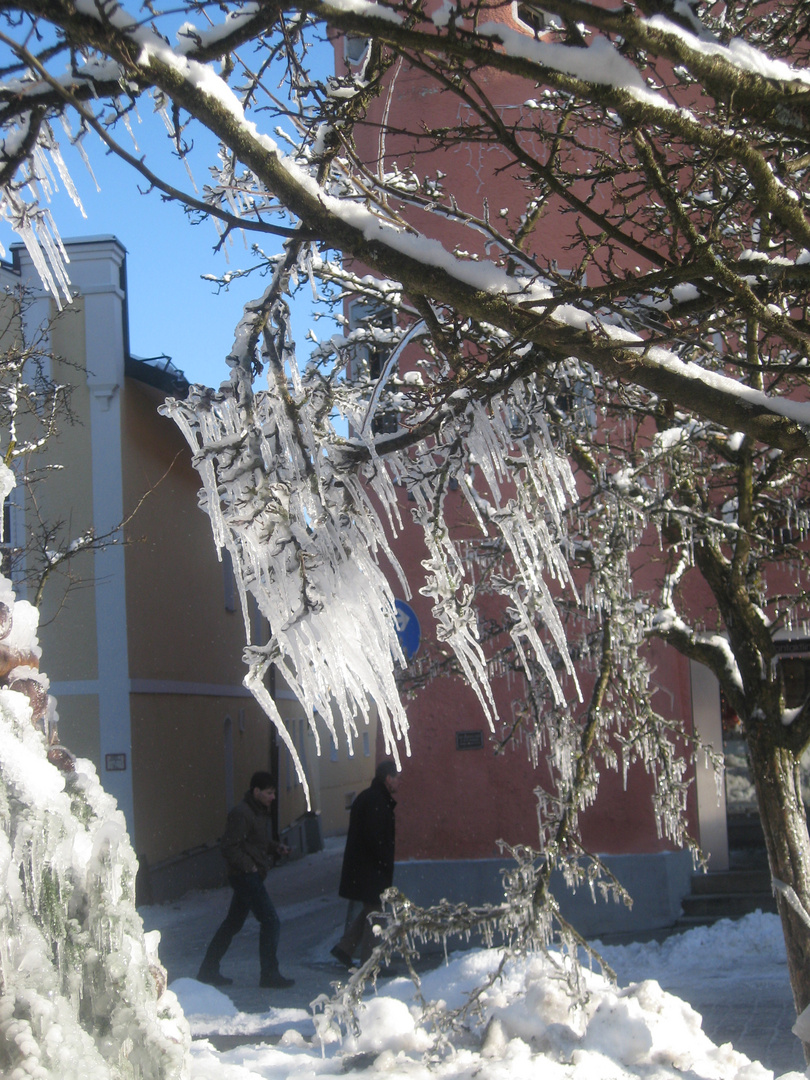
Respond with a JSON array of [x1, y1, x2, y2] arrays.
[[0, 465, 190, 1080]]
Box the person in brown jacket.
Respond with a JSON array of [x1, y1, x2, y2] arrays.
[[197, 772, 294, 989]]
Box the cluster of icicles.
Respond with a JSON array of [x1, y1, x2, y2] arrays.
[[0, 463, 190, 1080], [162, 335, 583, 799]]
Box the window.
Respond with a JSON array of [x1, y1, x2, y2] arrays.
[[344, 35, 369, 65], [545, 269, 597, 431], [0, 496, 11, 577], [553, 377, 596, 429], [516, 3, 550, 36], [284, 720, 305, 791], [249, 593, 269, 647], [348, 298, 395, 380], [222, 548, 237, 612], [296, 717, 307, 789], [782, 655, 810, 710], [0, 490, 23, 580], [347, 298, 399, 434], [371, 410, 398, 435]]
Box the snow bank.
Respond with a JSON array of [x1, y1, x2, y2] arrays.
[[180, 942, 791, 1080]]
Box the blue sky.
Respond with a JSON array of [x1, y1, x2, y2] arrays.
[[0, 38, 335, 392]]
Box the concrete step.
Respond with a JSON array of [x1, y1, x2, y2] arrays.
[[674, 911, 770, 930], [675, 812, 777, 929], [729, 845, 770, 871], [727, 813, 766, 849], [679, 890, 776, 921], [689, 868, 772, 895]]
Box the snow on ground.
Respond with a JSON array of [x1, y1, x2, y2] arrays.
[[594, 910, 789, 985], [172, 979, 310, 1039], [173, 912, 803, 1080]]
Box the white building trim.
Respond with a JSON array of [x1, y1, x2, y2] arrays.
[[14, 237, 136, 834], [690, 660, 729, 871]]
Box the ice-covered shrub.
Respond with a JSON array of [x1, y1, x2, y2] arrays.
[[0, 458, 190, 1079]]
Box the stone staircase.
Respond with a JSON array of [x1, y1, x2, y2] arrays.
[[677, 814, 777, 928]]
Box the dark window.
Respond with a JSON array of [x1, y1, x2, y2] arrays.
[[456, 730, 484, 750], [348, 299, 399, 433], [782, 656, 810, 710], [516, 4, 548, 36], [371, 411, 399, 435], [0, 496, 12, 577]]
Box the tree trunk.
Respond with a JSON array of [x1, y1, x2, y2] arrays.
[[746, 723, 810, 1054]]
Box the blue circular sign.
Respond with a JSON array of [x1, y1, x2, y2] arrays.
[[394, 599, 421, 660]]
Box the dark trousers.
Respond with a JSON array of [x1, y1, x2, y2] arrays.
[[335, 900, 379, 964], [200, 871, 281, 978]]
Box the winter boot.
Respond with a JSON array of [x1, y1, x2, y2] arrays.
[[197, 966, 233, 987], [330, 945, 353, 968], [259, 969, 295, 988]]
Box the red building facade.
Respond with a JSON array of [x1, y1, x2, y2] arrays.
[[333, 2, 746, 935]]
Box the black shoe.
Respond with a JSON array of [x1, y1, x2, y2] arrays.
[[197, 969, 233, 987], [330, 945, 353, 968], [260, 971, 295, 989]]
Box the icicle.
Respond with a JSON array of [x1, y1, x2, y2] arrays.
[[161, 372, 413, 804], [161, 291, 591, 803]]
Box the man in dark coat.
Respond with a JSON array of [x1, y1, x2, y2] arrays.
[[331, 759, 399, 968], [197, 772, 294, 989]]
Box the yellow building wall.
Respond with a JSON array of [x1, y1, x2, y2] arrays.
[[129, 693, 272, 863], [275, 691, 378, 837], [50, 695, 100, 764], [0, 250, 380, 887], [317, 714, 379, 837], [122, 373, 372, 864], [121, 378, 250, 683], [27, 300, 100, 688], [121, 378, 273, 863]]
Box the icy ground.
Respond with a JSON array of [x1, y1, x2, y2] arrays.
[[168, 909, 807, 1080]]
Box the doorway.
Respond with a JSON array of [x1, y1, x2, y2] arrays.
[[692, 643, 810, 870]]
